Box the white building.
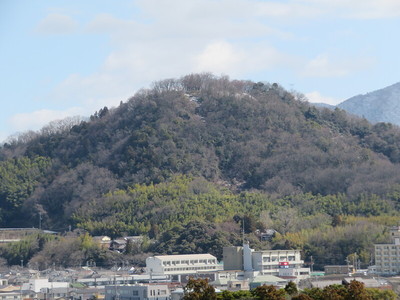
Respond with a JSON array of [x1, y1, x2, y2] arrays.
[[105, 284, 170, 300], [146, 254, 222, 277], [223, 243, 310, 281], [375, 226, 400, 275], [21, 278, 69, 293]]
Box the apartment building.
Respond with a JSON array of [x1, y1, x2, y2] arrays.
[[375, 226, 400, 275]]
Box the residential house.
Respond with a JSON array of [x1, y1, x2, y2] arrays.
[[93, 236, 112, 249]]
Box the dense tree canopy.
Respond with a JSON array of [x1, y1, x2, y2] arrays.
[[2, 74, 400, 268]]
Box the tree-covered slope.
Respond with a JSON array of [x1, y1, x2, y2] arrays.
[[2, 74, 400, 230]]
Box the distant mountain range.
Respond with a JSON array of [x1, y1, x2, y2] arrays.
[[337, 82, 400, 125]]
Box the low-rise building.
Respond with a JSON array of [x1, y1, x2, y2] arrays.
[[105, 284, 170, 300], [324, 265, 353, 275], [146, 254, 222, 278], [21, 278, 69, 293], [93, 236, 112, 249], [0, 228, 57, 244]]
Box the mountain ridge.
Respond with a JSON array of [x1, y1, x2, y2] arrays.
[[2, 74, 400, 231], [338, 82, 400, 125]]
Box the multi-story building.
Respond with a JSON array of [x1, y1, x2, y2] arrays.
[[375, 226, 400, 275], [146, 254, 222, 277], [223, 243, 310, 280]]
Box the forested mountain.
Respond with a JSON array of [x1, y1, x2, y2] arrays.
[[338, 82, 400, 125], [2, 74, 400, 268]]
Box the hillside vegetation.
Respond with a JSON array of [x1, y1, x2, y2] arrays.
[[1, 74, 400, 268]]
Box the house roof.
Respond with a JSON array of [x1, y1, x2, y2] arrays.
[[250, 275, 287, 284], [93, 236, 111, 241], [0, 285, 20, 292]]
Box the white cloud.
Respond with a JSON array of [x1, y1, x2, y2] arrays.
[[8, 107, 84, 133], [193, 41, 290, 76], [295, 0, 400, 19], [346, 0, 400, 19], [47, 1, 294, 110], [35, 13, 78, 35], [305, 91, 342, 105], [301, 54, 374, 78], [37, 0, 381, 125], [193, 41, 242, 75], [254, 1, 323, 19], [301, 55, 349, 78]]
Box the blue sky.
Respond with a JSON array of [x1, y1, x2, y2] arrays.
[[1, 0, 400, 142]]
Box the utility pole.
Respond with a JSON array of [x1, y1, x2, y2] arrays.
[[242, 217, 245, 245], [354, 253, 357, 273], [310, 256, 314, 273]]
